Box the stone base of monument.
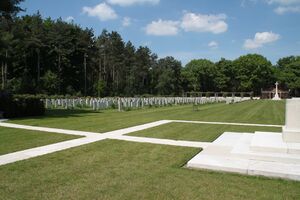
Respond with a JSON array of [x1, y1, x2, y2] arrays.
[[272, 95, 281, 101], [187, 132, 300, 181], [282, 98, 300, 143], [282, 126, 300, 143], [187, 98, 300, 181]]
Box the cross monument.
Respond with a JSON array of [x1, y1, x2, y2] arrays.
[[272, 81, 281, 100]]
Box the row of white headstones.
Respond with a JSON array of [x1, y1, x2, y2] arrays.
[[44, 96, 254, 111]]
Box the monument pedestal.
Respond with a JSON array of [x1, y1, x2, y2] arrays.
[[272, 94, 281, 101], [283, 98, 300, 142], [283, 127, 300, 143], [187, 98, 300, 181], [187, 131, 300, 181]]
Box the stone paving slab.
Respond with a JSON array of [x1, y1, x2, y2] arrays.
[[187, 132, 300, 181], [110, 135, 210, 148], [188, 154, 300, 181], [248, 160, 300, 181], [187, 154, 250, 174], [213, 132, 245, 146], [102, 120, 172, 137], [250, 132, 300, 154], [231, 134, 300, 164]]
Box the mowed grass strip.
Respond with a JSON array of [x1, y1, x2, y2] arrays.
[[127, 122, 282, 142], [0, 127, 81, 155], [0, 140, 299, 200], [10, 100, 285, 132]]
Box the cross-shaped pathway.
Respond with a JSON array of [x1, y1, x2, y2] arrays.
[[0, 120, 282, 166]]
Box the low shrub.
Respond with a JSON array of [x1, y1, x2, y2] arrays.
[[0, 92, 45, 118]]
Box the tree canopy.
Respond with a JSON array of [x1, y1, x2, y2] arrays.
[[1, 0, 24, 19], [0, 6, 299, 97], [276, 56, 300, 96]]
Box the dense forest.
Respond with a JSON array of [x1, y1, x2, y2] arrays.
[[1, 0, 300, 97]]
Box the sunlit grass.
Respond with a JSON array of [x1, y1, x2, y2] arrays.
[[10, 100, 285, 133], [0, 127, 80, 155], [128, 122, 282, 142], [0, 140, 299, 200]]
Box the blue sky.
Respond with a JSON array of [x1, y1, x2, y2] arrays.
[[20, 0, 300, 65]]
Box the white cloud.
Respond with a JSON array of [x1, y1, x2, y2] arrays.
[[267, 0, 300, 5], [145, 19, 180, 36], [265, 0, 300, 14], [122, 17, 131, 26], [64, 16, 74, 22], [144, 12, 228, 36], [208, 41, 219, 49], [244, 31, 280, 49], [180, 12, 228, 34], [107, 0, 160, 6], [82, 3, 117, 21], [274, 5, 300, 13]]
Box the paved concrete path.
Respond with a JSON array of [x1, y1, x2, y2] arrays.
[[0, 122, 101, 137], [0, 120, 174, 165], [0, 119, 281, 166], [110, 135, 210, 148], [0, 136, 106, 165]]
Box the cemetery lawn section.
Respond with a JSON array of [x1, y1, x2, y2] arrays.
[[127, 122, 282, 142], [0, 127, 81, 155], [0, 139, 299, 200], [10, 100, 285, 133]]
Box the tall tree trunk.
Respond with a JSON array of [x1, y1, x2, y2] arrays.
[[4, 50, 8, 89], [37, 49, 40, 84], [58, 53, 61, 94], [98, 57, 102, 81], [1, 61, 4, 90], [112, 65, 115, 82], [116, 71, 119, 91], [58, 54, 61, 73], [84, 53, 87, 96], [103, 54, 106, 81]]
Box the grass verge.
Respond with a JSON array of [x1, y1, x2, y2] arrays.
[[10, 100, 285, 133], [127, 122, 282, 142], [0, 140, 299, 200], [0, 127, 81, 155]]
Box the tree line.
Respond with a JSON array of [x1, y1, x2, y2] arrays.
[[1, 1, 299, 97]]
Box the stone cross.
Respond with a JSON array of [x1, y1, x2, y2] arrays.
[[272, 81, 281, 100]]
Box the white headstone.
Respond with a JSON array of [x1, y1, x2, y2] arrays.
[[118, 98, 121, 112]]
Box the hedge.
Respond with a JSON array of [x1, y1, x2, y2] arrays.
[[0, 92, 45, 118]]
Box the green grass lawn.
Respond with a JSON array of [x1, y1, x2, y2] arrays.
[[128, 122, 282, 142], [0, 127, 80, 155], [0, 140, 299, 200], [10, 100, 285, 133], [1, 100, 296, 199]]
